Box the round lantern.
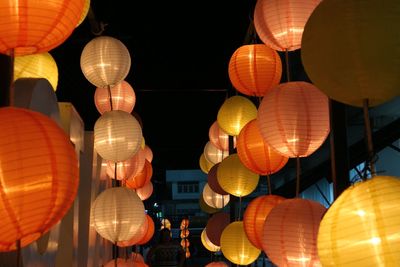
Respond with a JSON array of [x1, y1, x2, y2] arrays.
[[217, 95, 258, 136], [301, 0, 400, 107], [208, 120, 236, 151], [180, 229, 190, 239], [254, 0, 321, 51], [205, 212, 230, 246], [180, 219, 189, 229], [262, 198, 326, 267], [90, 187, 145, 243], [104, 258, 148, 267], [205, 262, 229, 267], [106, 148, 145, 180], [131, 252, 145, 263], [94, 80, 136, 114], [136, 181, 153, 201], [318, 176, 400, 266], [243, 195, 285, 249], [201, 228, 220, 252], [76, 0, 90, 27], [220, 221, 261, 265], [160, 219, 171, 230], [228, 44, 282, 97], [0, 107, 79, 251], [217, 153, 259, 197], [199, 153, 215, 174], [137, 215, 155, 245], [204, 141, 229, 165], [202, 183, 230, 209], [199, 194, 219, 214], [80, 36, 131, 88], [0, 0, 85, 56], [207, 163, 227, 195], [94, 110, 143, 162], [117, 214, 151, 247], [14, 52, 58, 91], [257, 81, 330, 158], [126, 160, 152, 189], [180, 239, 190, 248], [144, 145, 153, 162]]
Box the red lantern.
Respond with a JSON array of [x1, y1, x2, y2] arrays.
[[205, 212, 230, 246], [106, 148, 145, 180], [126, 160, 152, 189], [137, 215, 155, 245], [94, 80, 136, 114], [207, 163, 227, 195]]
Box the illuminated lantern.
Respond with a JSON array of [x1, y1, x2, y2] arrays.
[[201, 228, 220, 252], [217, 153, 259, 197], [90, 187, 145, 243], [257, 81, 330, 158], [126, 160, 152, 189], [207, 163, 227, 195], [208, 120, 236, 151], [104, 258, 148, 267], [160, 219, 171, 230], [106, 148, 145, 180], [199, 153, 214, 174], [199, 195, 219, 214], [205, 262, 229, 267], [80, 36, 131, 88], [202, 183, 230, 209], [117, 214, 151, 247], [254, 0, 321, 51], [243, 195, 285, 249], [0, 0, 85, 56], [180, 229, 190, 239], [262, 198, 326, 267], [94, 80, 136, 114], [318, 176, 400, 267], [301, 0, 400, 107], [205, 212, 230, 246], [76, 0, 90, 27], [181, 239, 190, 248], [180, 219, 189, 229], [217, 95, 257, 136], [220, 221, 261, 265], [185, 250, 190, 258], [131, 252, 145, 263], [14, 52, 58, 91], [204, 141, 229, 165], [144, 145, 153, 162], [137, 215, 155, 245], [228, 44, 282, 97], [0, 107, 79, 251], [237, 119, 289, 175], [136, 182, 153, 201]]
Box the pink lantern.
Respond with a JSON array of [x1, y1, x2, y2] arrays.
[[117, 214, 151, 247], [207, 163, 227, 195], [205, 212, 230, 246], [208, 120, 236, 151], [106, 148, 145, 180], [126, 160, 152, 189], [94, 80, 136, 114], [136, 181, 153, 201], [144, 145, 153, 162]]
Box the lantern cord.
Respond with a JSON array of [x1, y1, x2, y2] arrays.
[[285, 49, 290, 82], [295, 157, 301, 197], [266, 174, 272, 195], [108, 85, 113, 110], [363, 98, 375, 179], [16, 239, 21, 267], [9, 48, 15, 107], [237, 196, 242, 221]]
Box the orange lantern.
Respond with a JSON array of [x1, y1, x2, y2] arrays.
[[262, 198, 326, 267], [205, 262, 229, 267], [104, 258, 148, 267], [126, 160, 152, 189], [137, 215, 155, 245], [257, 81, 330, 158], [228, 44, 282, 97], [253, 0, 321, 51], [136, 181, 153, 201], [205, 212, 230, 246], [94, 80, 136, 114], [237, 119, 289, 175], [117, 214, 151, 247], [180, 229, 190, 239], [106, 148, 146, 180], [180, 218, 189, 229], [0, 107, 79, 251], [208, 120, 236, 151], [0, 0, 85, 56], [243, 195, 285, 249], [207, 163, 227, 195], [180, 239, 190, 248], [144, 145, 153, 162]]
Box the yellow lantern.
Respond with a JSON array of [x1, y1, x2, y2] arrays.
[[318, 176, 400, 267], [201, 228, 220, 252], [204, 141, 229, 164], [220, 221, 261, 265], [199, 153, 214, 174], [160, 218, 171, 230], [76, 0, 90, 27], [202, 183, 229, 209]]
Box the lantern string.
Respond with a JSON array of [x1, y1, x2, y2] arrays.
[[237, 196, 242, 221], [9, 48, 15, 106], [295, 157, 301, 197], [285, 49, 290, 82], [266, 174, 272, 195], [108, 85, 113, 110], [362, 98, 375, 180], [16, 239, 21, 267]]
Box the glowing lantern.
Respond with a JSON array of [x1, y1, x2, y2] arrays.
[[117, 214, 151, 247], [160, 219, 171, 230], [199, 153, 215, 174], [181, 239, 190, 248], [180, 219, 189, 229], [228, 44, 282, 97], [137, 215, 155, 245], [90, 187, 145, 243], [318, 176, 400, 266], [217, 95, 258, 136], [0, 107, 79, 251], [254, 0, 321, 51], [205, 262, 229, 267], [80, 36, 131, 88], [94, 80, 136, 114], [136, 182, 153, 201], [180, 229, 190, 239], [202, 183, 230, 209], [94, 110, 143, 162], [201, 228, 220, 252], [126, 160, 152, 189], [204, 141, 229, 165], [14, 52, 58, 91], [208, 120, 236, 151], [243, 195, 285, 249], [76, 0, 90, 27], [144, 145, 153, 162], [237, 119, 289, 175], [220, 221, 261, 265], [185, 250, 190, 258], [106, 148, 145, 180], [0, 0, 85, 56], [207, 163, 227, 195], [104, 258, 148, 267], [131, 252, 145, 263], [217, 153, 259, 197], [205, 212, 230, 246], [262, 198, 326, 267], [257, 81, 330, 158], [301, 0, 400, 107], [199, 195, 219, 214]]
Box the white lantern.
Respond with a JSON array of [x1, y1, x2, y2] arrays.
[[204, 141, 229, 165], [202, 183, 229, 209]]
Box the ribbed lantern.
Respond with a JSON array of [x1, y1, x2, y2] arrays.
[[144, 145, 153, 163], [202, 183, 230, 209], [254, 0, 321, 51], [126, 160, 152, 189], [201, 228, 220, 252], [0, 0, 85, 56], [14, 52, 58, 91], [318, 176, 400, 267], [205, 212, 230, 246], [257, 81, 330, 158], [262, 198, 326, 267], [104, 258, 148, 267], [117, 214, 151, 247], [136, 181, 153, 201], [137, 215, 155, 245], [207, 163, 227, 195], [243, 195, 285, 249], [204, 141, 229, 165], [217, 95, 258, 136], [217, 153, 259, 197], [199, 153, 215, 174], [76, 0, 90, 27], [301, 0, 400, 107], [199, 195, 219, 214], [180, 229, 189, 239], [237, 119, 289, 175], [94, 110, 143, 162], [131, 252, 145, 263], [94, 80, 136, 114], [220, 221, 261, 265], [208, 120, 236, 151], [0, 107, 79, 251], [205, 262, 229, 267], [80, 36, 131, 88], [228, 44, 282, 97], [90, 187, 145, 243], [106, 148, 145, 180]]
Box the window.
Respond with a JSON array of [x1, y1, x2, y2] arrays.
[[177, 182, 199, 193]]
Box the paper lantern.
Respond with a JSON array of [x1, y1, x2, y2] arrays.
[[205, 262, 229, 267], [131, 252, 145, 263], [181, 239, 190, 248], [243, 195, 285, 249], [136, 181, 153, 201], [94, 80, 136, 114], [217, 95, 258, 136], [220, 221, 261, 265], [204, 141, 229, 165], [80, 36, 131, 88], [126, 160, 152, 189], [137, 215, 155, 245], [237, 119, 289, 175], [262, 198, 326, 267], [301, 0, 400, 107], [228, 44, 282, 97], [144, 145, 153, 162], [94, 110, 143, 162], [217, 153, 259, 197], [90, 187, 145, 243], [180, 219, 189, 229], [318, 176, 400, 267], [199, 194, 219, 214], [254, 0, 321, 51], [180, 229, 190, 239], [201, 228, 220, 252], [14, 52, 58, 91], [205, 212, 230, 246], [117, 214, 151, 247], [106, 148, 145, 180], [76, 0, 90, 27], [207, 163, 227, 195], [202, 183, 230, 209], [0, 107, 79, 251], [257, 81, 330, 158], [104, 258, 148, 267], [160, 219, 171, 230], [199, 153, 215, 174], [208, 120, 236, 151], [0, 0, 85, 56]]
